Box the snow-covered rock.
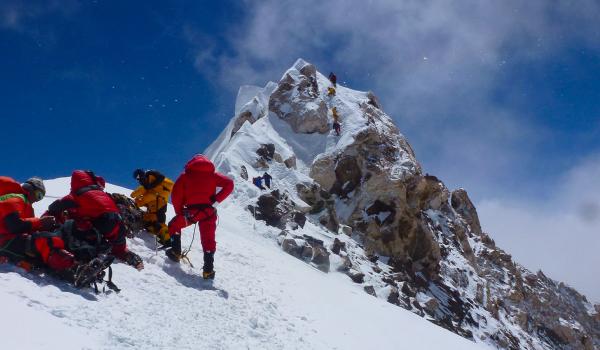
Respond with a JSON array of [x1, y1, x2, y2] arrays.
[[0, 178, 484, 350], [205, 59, 600, 349]]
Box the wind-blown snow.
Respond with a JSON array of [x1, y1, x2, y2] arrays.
[[0, 178, 485, 349]]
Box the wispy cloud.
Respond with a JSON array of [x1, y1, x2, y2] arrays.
[[184, 0, 600, 298], [185, 0, 600, 196], [479, 153, 600, 302]]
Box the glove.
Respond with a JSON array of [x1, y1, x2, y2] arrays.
[[210, 194, 217, 205], [124, 251, 144, 270], [40, 216, 58, 231]]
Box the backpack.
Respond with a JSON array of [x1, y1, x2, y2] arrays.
[[109, 193, 144, 238]]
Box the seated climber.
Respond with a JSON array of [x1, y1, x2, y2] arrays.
[[0, 176, 111, 287], [46, 170, 143, 270], [131, 169, 174, 247], [327, 87, 336, 96]]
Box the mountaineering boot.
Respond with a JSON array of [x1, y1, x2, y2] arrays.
[[202, 251, 215, 280], [165, 234, 182, 263], [74, 254, 115, 289]]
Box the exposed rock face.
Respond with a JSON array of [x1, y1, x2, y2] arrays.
[[269, 60, 329, 134], [256, 143, 275, 161], [231, 110, 256, 137], [248, 190, 305, 230], [224, 59, 600, 350], [279, 232, 330, 272], [451, 188, 482, 235]]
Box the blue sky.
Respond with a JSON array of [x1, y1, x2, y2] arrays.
[[1, 1, 600, 299]]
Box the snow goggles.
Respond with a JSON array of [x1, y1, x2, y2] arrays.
[[32, 189, 45, 202]]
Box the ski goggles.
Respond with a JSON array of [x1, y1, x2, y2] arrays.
[[32, 189, 45, 202]]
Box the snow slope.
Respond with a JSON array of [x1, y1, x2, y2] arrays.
[[0, 178, 486, 349]]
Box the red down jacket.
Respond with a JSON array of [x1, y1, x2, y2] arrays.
[[0, 177, 42, 246], [47, 170, 128, 258], [171, 155, 234, 215]]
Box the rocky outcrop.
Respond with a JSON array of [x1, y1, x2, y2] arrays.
[[269, 61, 329, 134], [248, 190, 306, 230], [279, 232, 330, 272], [451, 189, 482, 235], [227, 59, 600, 350]]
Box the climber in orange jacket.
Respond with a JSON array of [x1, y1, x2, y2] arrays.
[[131, 169, 174, 246], [166, 155, 234, 280]]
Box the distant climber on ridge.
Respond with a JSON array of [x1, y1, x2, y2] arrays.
[[0, 176, 110, 287], [332, 107, 341, 136], [262, 172, 273, 189], [131, 169, 174, 247], [46, 170, 144, 270], [252, 176, 265, 190], [165, 155, 234, 280], [328, 72, 337, 87]]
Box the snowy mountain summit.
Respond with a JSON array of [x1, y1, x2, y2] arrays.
[[206, 59, 600, 349]]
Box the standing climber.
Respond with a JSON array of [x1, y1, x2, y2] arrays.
[[252, 176, 265, 190], [131, 169, 174, 247], [328, 72, 337, 87], [166, 155, 234, 280], [0, 176, 110, 287], [46, 170, 144, 270], [262, 172, 273, 189], [332, 107, 341, 136]]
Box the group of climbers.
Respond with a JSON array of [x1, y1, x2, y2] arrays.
[[252, 172, 272, 190], [327, 72, 342, 136], [0, 154, 234, 288], [0, 175, 119, 288]]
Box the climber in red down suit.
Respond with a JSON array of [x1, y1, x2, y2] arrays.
[[166, 155, 234, 280], [46, 170, 143, 270]]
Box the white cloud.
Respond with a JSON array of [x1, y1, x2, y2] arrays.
[[185, 0, 600, 196], [478, 154, 600, 303], [184, 0, 600, 300]]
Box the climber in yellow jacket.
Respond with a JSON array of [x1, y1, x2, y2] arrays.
[[131, 169, 174, 246]]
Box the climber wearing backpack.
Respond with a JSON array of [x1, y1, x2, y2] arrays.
[[131, 169, 174, 247], [262, 172, 273, 189], [328, 72, 337, 87], [332, 107, 341, 136], [166, 155, 234, 280], [46, 170, 144, 270], [0, 176, 110, 287]]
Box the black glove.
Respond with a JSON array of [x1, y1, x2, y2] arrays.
[[40, 216, 58, 231], [124, 251, 144, 270], [210, 194, 217, 205]]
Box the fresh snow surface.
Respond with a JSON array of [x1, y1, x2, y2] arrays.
[[0, 178, 486, 350]]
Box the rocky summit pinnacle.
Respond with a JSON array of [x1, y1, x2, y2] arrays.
[[205, 59, 599, 350]]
